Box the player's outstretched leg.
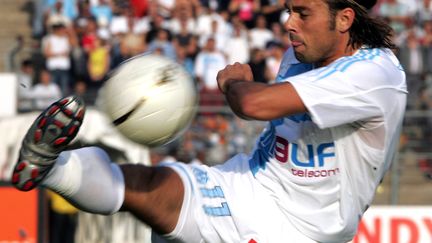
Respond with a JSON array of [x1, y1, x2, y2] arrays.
[[10, 96, 183, 233], [11, 96, 85, 191]]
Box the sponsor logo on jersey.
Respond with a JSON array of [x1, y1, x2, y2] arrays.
[[275, 135, 340, 178]]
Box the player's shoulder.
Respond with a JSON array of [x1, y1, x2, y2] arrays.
[[341, 48, 406, 89], [300, 48, 406, 91], [327, 48, 397, 71]]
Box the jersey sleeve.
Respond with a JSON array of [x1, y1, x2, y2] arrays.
[[288, 60, 404, 129]]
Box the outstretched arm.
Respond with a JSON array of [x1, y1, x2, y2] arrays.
[[217, 63, 307, 120]]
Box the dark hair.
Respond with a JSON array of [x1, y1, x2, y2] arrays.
[[354, 0, 377, 10], [326, 0, 396, 50], [21, 59, 32, 67], [51, 22, 66, 30]]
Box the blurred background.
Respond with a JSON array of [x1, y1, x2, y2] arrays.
[[0, 0, 431, 242]]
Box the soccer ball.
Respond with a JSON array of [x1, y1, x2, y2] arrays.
[[99, 54, 198, 147]]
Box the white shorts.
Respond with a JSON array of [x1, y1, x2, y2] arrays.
[[158, 154, 317, 243]]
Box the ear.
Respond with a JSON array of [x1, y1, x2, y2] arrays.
[[336, 8, 355, 33]]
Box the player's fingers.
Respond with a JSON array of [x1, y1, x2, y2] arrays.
[[216, 68, 229, 93], [243, 64, 254, 82]]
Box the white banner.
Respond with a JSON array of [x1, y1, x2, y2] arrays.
[[353, 206, 432, 243]]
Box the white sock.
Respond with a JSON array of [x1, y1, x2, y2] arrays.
[[42, 147, 125, 215]]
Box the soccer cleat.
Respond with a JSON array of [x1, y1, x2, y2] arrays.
[[11, 96, 86, 191]]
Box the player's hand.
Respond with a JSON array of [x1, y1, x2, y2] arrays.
[[217, 62, 254, 93]]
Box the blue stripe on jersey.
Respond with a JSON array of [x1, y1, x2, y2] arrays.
[[318, 48, 381, 79], [200, 186, 225, 198], [340, 48, 380, 72], [249, 119, 283, 175], [203, 202, 231, 216]]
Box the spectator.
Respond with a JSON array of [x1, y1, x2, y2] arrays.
[[87, 36, 111, 85], [195, 5, 230, 38], [393, 18, 420, 47], [148, 29, 176, 59], [270, 21, 284, 43], [416, 0, 432, 23], [198, 19, 228, 51], [420, 20, 432, 46], [248, 48, 268, 83], [378, 0, 411, 34], [184, 35, 200, 60], [397, 30, 425, 108], [175, 46, 195, 77], [45, 0, 73, 31], [174, 0, 202, 18], [168, 4, 196, 35], [249, 14, 274, 50], [114, 21, 147, 65], [420, 20, 432, 73], [199, 0, 225, 12], [81, 18, 99, 53], [223, 21, 250, 64], [265, 40, 284, 83], [201, 114, 229, 165], [31, 69, 62, 110], [259, 0, 284, 26], [418, 73, 432, 141], [17, 59, 35, 112], [130, 0, 149, 17], [70, 21, 87, 81], [74, 1, 94, 37], [172, 18, 196, 49], [146, 13, 170, 43], [110, 5, 132, 35], [90, 0, 114, 27], [398, 30, 425, 76], [118, 31, 146, 61], [73, 80, 87, 97], [155, 0, 176, 18], [228, 0, 261, 29], [194, 37, 227, 111], [42, 22, 73, 95], [28, 40, 46, 84]]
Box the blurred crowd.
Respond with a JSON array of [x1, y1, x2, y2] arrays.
[[19, 0, 293, 108], [15, 0, 432, 172]]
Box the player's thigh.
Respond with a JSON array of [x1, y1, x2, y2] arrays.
[[121, 164, 184, 235]]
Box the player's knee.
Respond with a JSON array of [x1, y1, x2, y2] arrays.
[[120, 164, 182, 197]]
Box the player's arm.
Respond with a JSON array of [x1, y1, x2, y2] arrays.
[[217, 63, 306, 120]]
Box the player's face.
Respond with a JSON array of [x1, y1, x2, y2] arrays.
[[284, 0, 342, 66]]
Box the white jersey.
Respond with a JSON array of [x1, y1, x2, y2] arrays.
[[162, 47, 407, 243], [249, 47, 407, 242]]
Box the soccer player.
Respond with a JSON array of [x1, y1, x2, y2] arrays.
[[12, 0, 407, 242]]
